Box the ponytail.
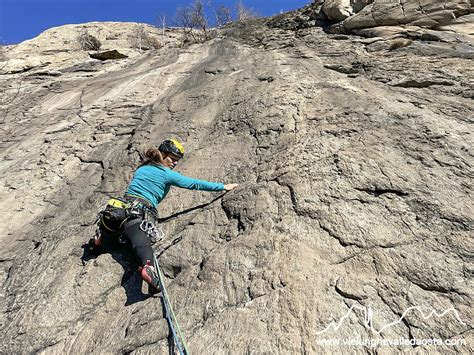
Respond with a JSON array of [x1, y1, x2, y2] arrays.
[[139, 146, 166, 167]]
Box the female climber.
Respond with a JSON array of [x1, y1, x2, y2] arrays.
[[96, 139, 238, 293]]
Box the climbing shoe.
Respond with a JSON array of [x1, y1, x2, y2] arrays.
[[140, 261, 161, 295]]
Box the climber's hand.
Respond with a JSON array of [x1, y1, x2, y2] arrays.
[[224, 183, 239, 191]]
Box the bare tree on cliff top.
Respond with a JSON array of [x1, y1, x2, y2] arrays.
[[157, 14, 167, 44], [236, 0, 258, 21], [175, 0, 212, 43], [214, 4, 233, 27]]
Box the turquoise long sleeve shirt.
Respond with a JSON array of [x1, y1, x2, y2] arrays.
[[125, 164, 225, 208]]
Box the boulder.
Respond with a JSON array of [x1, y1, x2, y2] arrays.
[[322, 0, 354, 22], [351, 0, 373, 13], [322, 0, 375, 22], [331, 0, 472, 33], [89, 49, 128, 61]]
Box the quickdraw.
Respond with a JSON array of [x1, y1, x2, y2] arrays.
[[139, 219, 163, 245]]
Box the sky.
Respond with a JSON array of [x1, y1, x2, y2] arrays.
[[0, 0, 310, 45]]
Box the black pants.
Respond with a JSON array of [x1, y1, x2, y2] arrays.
[[122, 218, 154, 266], [98, 217, 154, 267]]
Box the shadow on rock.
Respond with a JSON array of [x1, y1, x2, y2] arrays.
[[157, 193, 225, 223], [80, 238, 151, 306]]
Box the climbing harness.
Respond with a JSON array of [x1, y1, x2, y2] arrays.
[[152, 253, 189, 355], [89, 195, 160, 253]]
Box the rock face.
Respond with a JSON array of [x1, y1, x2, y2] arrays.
[[0, 11, 473, 355]]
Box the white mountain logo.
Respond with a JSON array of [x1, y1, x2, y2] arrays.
[[316, 305, 466, 335]]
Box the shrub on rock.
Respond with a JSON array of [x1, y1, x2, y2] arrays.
[[76, 30, 102, 51]]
